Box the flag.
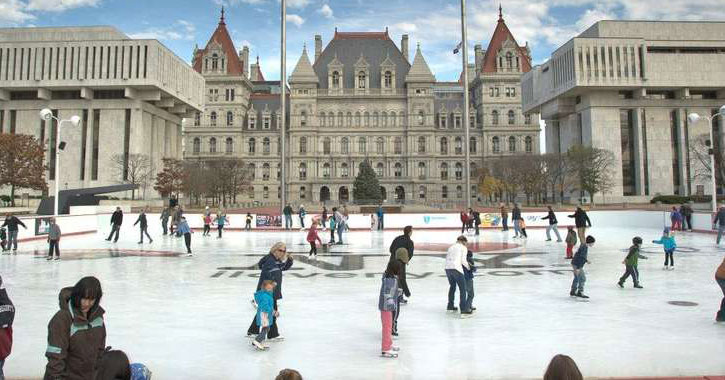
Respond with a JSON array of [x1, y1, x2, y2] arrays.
[[453, 41, 462, 54]]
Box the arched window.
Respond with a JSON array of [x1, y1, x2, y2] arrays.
[[299, 137, 307, 153], [456, 185, 463, 199], [225, 137, 233, 154], [263, 186, 269, 198], [210, 111, 217, 126], [525, 114, 532, 125], [211, 53, 219, 70], [355, 112, 361, 126], [248, 138, 256, 154], [299, 163, 307, 179], [508, 110, 515, 125], [492, 136, 500, 153], [192, 138, 200, 154], [382, 112, 388, 127], [376, 163, 384, 177], [418, 110, 425, 125], [455, 162, 463, 180], [440, 163, 449, 180], [418, 186, 426, 199], [418, 162, 426, 178], [442, 185, 448, 199], [262, 137, 270, 154], [209, 137, 217, 153], [506, 52, 513, 69], [322, 163, 330, 178], [226, 111, 233, 126], [525, 136, 533, 153], [248, 163, 255, 180], [323, 138, 331, 155], [338, 112, 344, 127], [384, 71, 392, 88], [417, 136, 426, 153], [319, 113, 326, 127], [194, 112, 201, 126], [300, 111, 307, 127], [332, 71, 340, 88], [491, 110, 499, 125], [357, 71, 366, 89], [376, 137, 385, 154], [440, 137, 448, 154], [358, 137, 367, 153], [341, 138, 349, 154], [470, 137, 477, 153], [508, 136, 516, 152], [364, 112, 370, 127], [263, 163, 270, 180], [328, 112, 335, 127], [455, 137, 463, 154], [394, 163, 402, 177], [394, 137, 402, 154], [341, 163, 349, 177]]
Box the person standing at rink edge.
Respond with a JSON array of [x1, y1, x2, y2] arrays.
[[47, 218, 61, 261], [2, 213, 26, 253]]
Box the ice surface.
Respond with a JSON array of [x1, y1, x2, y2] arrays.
[[1, 225, 724, 379]]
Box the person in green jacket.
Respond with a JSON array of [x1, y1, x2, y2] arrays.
[[618, 236, 648, 288]]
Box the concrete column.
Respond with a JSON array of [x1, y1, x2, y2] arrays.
[[676, 108, 689, 195], [633, 107, 645, 195]]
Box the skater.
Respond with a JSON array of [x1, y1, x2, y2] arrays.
[[0, 226, 7, 252], [542, 206, 562, 242], [247, 242, 293, 341], [500, 204, 509, 231], [45, 276, 106, 380], [160, 207, 170, 235], [519, 218, 528, 238], [47, 218, 61, 261], [215, 212, 229, 238], [306, 222, 322, 258], [445, 235, 472, 317], [618, 237, 647, 288], [377, 205, 384, 231], [389, 226, 415, 261], [298, 205, 306, 229], [463, 249, 477, 312], [321, 206, 328, 229], [245, 213, 253, 231], [204, 206, 211, 218], [653, 227, 677, 270], [283, 204, 293, 230], [276, 369, 303, 380], [716, 256, 725, 322], [389, 247, 411, 337], [472, 210, 481, 236], [177, 216, 193, 256], [105, 207, 123, 242], [670, 206, 682, 231], [171, 206, 183, 236], [202, 214, 212, 236], [329, 208, 337, 244], [568, 207, 592, 243], [95, 350, 132, 380], [460, 211, 468, 234], [680, 203, 693, 232], [379, 260, 401, 358], [544, 354, 583, 380], [512, 204, 522, 238], [134, 208, 153, 244], [570, 235, 595, 299], [0, 276, 15, 377], [714, 205, 725, 245], [334, 207, 346, 244], [2, 213, 26, 253], [251, 280, 278, 351], [565, 226, 577, 259]]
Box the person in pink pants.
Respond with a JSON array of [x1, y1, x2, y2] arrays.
[[378, 260, 400, 358]]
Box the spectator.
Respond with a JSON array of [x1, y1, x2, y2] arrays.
[[500, 204, 509, 231], [544, 354, 583, 380], [105, 207, 123, 243], [714, 205, 725, 245], [47, 218, 62, 261], [680, 203, 693, 232], [283, 204, 293, 230], [376, 205, 385, 231], [0, 276, 15, 378]]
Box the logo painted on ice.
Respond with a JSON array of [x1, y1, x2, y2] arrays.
[[423, 216, 431, 224]]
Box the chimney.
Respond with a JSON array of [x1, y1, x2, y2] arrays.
[[474, 44, 483, 74], [240, 46, 250, 77], [401, 34, 409, 62], [250, 56, 261, 81], [314, 35, 322, 62]]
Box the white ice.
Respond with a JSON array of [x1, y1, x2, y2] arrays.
[[2, 225, 724, 379]]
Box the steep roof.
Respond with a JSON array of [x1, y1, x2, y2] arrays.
[[405, 44, 435, 83], [192, 8, 244, 76], [312, 29, 411, 89], [289, 45, 318, 83], [481, 7, 532, 73]]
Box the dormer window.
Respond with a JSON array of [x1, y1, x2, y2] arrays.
[[249, 116, 256, 129], [212, 54, 219, 70], [210, 112, 217, 126], [357, 71, 366, 89], [332, 71, 340, 88], [506, 52, 513, 69], [384, 71, 392, 88], [263, 116, 270, 129]]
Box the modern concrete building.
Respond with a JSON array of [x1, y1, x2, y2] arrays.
[[0, 26, 204, 199], [522, 21, 725, 203]]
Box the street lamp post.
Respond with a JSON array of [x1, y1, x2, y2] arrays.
[[39, 109, 80, 217], [687, 104, 725, 214], [280, 0, 287, 217], [460, 0, 472, 209]]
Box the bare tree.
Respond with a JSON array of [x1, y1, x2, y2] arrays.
[[542, 153, 575, 204], [567, 145, 616, 205], [111, 153, 151, 200], [689, 133, 725, 186]]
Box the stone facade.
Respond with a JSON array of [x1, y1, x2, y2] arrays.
[[522, 20, 725, 203]]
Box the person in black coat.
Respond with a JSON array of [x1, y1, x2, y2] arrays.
[[473, 210, 481, 236], [1, 214, 26, 252], [389, 226, 414, 261], [105, 207, 123, 242], [542, 206, 562, 242], [134, 208, 152, 244], [568, 207, 592, 243], [511, 204, 523, 238], [247, 242, 293, 341]]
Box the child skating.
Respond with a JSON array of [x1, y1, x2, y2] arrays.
[[245, 213, 253, 231], [565, 226, 577, 259], [653, 228, 677, 270], [464, 249, 477, 312], [252, 280, 278, 351], [202, 215, 212, 236], [618, 236, 647, 288], [306, 222, 322, 259], [570, 236, 595, 299], [379, 260, 401, 358]]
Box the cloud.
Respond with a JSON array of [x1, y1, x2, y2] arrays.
[[319, 4, 333, 19], [287, 0, 311, 8], [393, 22, 417, 33], [26, 0, 100, 11], [286, 14, 305, 27], [0, 0, 35, 25], [129, 20, 197, 41]]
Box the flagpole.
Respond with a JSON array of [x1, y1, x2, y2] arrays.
[[460, 0, 472, 209], [280, 0, 287, 216]]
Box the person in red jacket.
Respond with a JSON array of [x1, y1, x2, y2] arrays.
[[0, 275, 14, 378], [307, 222, 322, 259], [460, 211, 468, 233]]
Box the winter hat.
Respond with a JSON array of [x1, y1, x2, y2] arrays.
[[663, 227, 671, 234], [585, 236, 596, 244], [130, 363, 152, 380], [95, 350, 130, 380], [395, 248, 410, 264], [632, 236, 643, 245]]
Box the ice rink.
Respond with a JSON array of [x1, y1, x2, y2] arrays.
[[2, 224, 724, 379]]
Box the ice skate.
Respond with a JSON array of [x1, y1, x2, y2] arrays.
[[54, 256, 60, 260], [381, 351, 398, 358], [575, 292, 589, 299], [391, 346, 400, 352], [634, 284, 643, 289], [268, 336, 285, 342], [251, 340, 267, 350], [460, 311, 474, 319], [617, 281, 624, 288], [570, 290, 576, 297], [446, 306, 458, 313], [185, 253, 193, 257], [46, 256, 52, 261]]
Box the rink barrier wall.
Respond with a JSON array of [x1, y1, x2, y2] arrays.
[[11, 209, 721, 243]]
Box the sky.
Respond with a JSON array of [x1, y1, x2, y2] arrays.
[[2, 0, 725, 81]]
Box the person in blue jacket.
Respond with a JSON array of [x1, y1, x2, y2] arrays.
[[252, 280, 277, 351], [653, 227, 677, 270], [571, 235, 595, 299], [247, 242, 293, 341]]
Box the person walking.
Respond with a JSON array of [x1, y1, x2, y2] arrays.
[[570, 236, 595, 299], [376, 205, 385, 231], [500, 204, 509, 231], [47, 218, 61, 261], [134, 208, 153, 244], [177, 216, 193, 256], [0, 276, 14, 378], [321, 206, 328, 230], [680, 203, 693, 232], [511, 204, 523, 238], [283, 204, 293, 230], [160, 207, 170, 235], [2, 213, 27, 253], [329, 208, 337, 244], [378, 260, 401, 358], [714, 205, 725, 245], [105, 207, 123, 243], [215, 212, 229, 239], [568, 207, 592, 243], [542, 206, 562, 242], [247, 242, 293, 341], [445, 235, 472, 317], [472, 210, 481, 236], [715, 256, 725, 322], [298, 205, 306, 229]]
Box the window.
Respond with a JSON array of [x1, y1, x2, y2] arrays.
[[440, 115, 447, 128], [319, 113, 326, 127], [384, 71, 392, 88], [373, 112, 379, 127], [418, 186, 426, 200], [226, 111, 233, 126], [249, 116, 256, 129], [442, 185, 448, 199], [455, 163, 463, 180], [299, 137, 307, 154], [355, 112, 361, 126], [506, 52, 513, 69], [508, 136, 516, 152], [332, 71, 340, 88], [323, 138, 331, 155], [248, 138, 256, 154], [263, 138, 270, 154], [440, 137, 448, 154], [489, 87, 494, 97], [358, 137, 367, 153], [322, 163, 330, 178], [263, 117, 270, 129], [376, 163, 384, 177], [418, 162, 426, 178], [456, 185, 463, 198], [299, 163, 307, 180], [210, 112, 217, 126], [338, 112, 343, 127], [454, 116, 461, 129], [440, 163, 449, 180], [192, 138, 200, 154], [376, 137, 385, 154], [248, 164, 255, 180], [347, 112, 353, 127], [492, 136, 500, 153], [455, 137, 463, 154], [300, 111, 307, 127], [358, 71, 366, 89], [225, 138, 233, 154], [418, 111, 425, 125], [263, 186, 269, 198], [263, 164, 270, 180], [194, 112, 200, 126], [391, 112, 397, 127], [525, 136, 533, 153], [394, 137, 402, 154], [394, 163, 402, 177], [209, 137, 217, 153], [491, 110, 499, 125], [508, 110, 515, 125], [211, 53, 219, 70], [470, 137, 477, 153], [525, 114, 532, 124], [341, 138, 349, 154], [417, 137, 426, 153], [382, 112, 388, 127], [364, 112, 370, 127], [341, 163, 349, 177]]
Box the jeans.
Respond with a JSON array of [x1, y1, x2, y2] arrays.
[[571, 266, 586, 293], [381, 311, 393, 352], [337, 224, 344, 243], [717, 225, 725, 245], [474, 223, 479, 235], [684, 215, 692, 230], [502, 217, 508, 231], [248, 298, 279, 338], [8, 230, 18, 250], [139, 227, 152, 243], [48, 239, 59, 257], [299, 216, 305, 228], [664, 249, 675, 267], [161, 220, 168, 235], [465, 277, 475, 311], [619, 265, 640, 286], [184, 233, 192, 253], [716, 278, 725, 320], [445, 269, 468, 312], [513, 220, 522, 237], [546, 224, 562, 241], [284, 215, 292, 229], [378, 216, 384, 230], [218, 225, 224, 238], [107, 225, 120, 242], [245, 222, 251, 231], [255, 326, 270, 344]]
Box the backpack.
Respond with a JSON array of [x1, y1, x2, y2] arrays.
[[130, 363, 152, 380]]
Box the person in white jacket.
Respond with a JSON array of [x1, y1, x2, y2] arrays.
[[445, 235, 473, 317]]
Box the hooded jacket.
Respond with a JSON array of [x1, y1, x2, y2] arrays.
[[0, 285, 14, 360], [565, 229, 578, 245], [568, 209, 591, 228], [256, 254, 293, 300], [542, 210, 558, 225], [1, 216, 26, 232], [389, 234, 414, 261], [625, 245, 646, 267], [254, 290, 275, 327], [133, 213, 148, 229], [45, 287, 106, 380], [109, 211, 123, 226]]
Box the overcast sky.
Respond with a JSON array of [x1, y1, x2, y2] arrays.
[[3, 0, 725, 81]]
